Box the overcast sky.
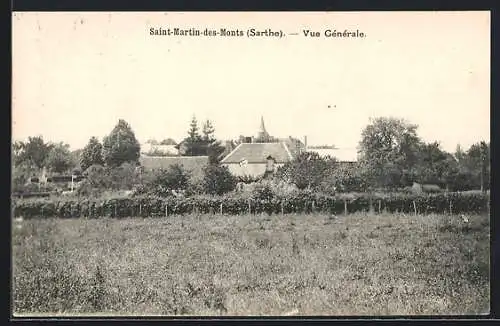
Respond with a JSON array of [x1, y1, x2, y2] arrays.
[[12, 11, 490, 152]]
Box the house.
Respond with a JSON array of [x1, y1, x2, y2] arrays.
[[138, 155, 209, 181], [220, 142, 294, 178]]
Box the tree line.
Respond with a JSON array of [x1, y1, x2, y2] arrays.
[[277, 117, 489, 193], [12, 116, 489, 196]]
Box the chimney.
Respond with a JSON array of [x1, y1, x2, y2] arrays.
[[304, 136, 308, 151]]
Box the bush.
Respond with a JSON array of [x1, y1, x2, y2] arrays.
[[149, 164, 191, 197], [12, 190, 489, 219], [202, 164, 237, 195]]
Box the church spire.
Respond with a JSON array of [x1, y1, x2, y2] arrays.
[[259, 116, 267, 134], [256, 116, 270, 142]]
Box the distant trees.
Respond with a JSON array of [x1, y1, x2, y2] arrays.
[[102, 119, 141, 167], [13, 136, 54, 169], [44, 142, 74, 173], [182, 115, 225, 163], [80, 137, 105, 171]]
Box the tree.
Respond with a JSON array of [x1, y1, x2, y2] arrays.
[[465, 141, 490, 191], [102, 119, 141, 167], [320, 162, 368, 194], [160, 138, 177, 145], [183, 115, 204, 156], [45, 142, 75, 173], [13, 136, 54, 169], [358, 117, 422, 190], [202, 164, 237, 195], [202, 120, 226, 164], [276, 151, 333, 190], [80, 137, 105, 171], [412, 142, 454, 187]]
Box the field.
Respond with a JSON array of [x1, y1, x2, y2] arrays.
[[12, 212, 490, 316]]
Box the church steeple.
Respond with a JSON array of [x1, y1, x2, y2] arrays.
[[256, 116, 270, 142], [259, 116, 266, 134]]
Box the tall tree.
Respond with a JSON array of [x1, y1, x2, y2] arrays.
[[45, 142, 75, 173], [183, 115, 205, 156], [102, 119, 141, 167], [358, 117, 422, 189], [202, 119, 226, 164], [466, 141, 490, 192], [80, 137, 105, 171]]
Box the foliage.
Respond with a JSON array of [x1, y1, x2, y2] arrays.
[[202, 120, 226, 164], [181, 116, 225, 162], [13, 136, 55, 169], [45, 142, 75, 173], [80, 137, 104, 171], [13, 190, 489, 219], [149, 164, 191, 196], [102, 119, 141, 167], [358, 117, 421, 189], [320, 162, 368, 194], [276, 151, 333, 190], [202, 164, 237, 195]]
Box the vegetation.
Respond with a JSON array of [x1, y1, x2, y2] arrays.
[[80, 137, 105, 171], [12, 212, 489, 315], [102, 119, 141, 167], [13, 190, 489, 219]]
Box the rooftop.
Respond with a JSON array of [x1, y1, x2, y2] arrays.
[[221, 142, 294, 164]]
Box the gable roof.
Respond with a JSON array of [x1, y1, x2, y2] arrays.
[[221, 142, 293, 164], [139, 155, 209, 180]]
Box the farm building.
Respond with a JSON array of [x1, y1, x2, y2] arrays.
[[138, 155, 209, 181], [220, 142, 294, 178]]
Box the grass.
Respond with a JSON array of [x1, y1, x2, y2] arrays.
[[12, 212, 490, 316]]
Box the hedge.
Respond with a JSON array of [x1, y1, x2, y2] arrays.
[[11, 191, 490, 219]]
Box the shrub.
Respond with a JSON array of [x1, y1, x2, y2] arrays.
[[202, 164, 237, 195], [149, 164, 191, 197]]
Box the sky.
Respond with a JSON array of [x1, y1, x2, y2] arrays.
[[12, 11, 490, 153]]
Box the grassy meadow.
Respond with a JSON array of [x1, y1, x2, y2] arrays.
[[12, 212, 490, 316]]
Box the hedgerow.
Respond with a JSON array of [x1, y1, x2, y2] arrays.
[[12, 191, 489, 219]]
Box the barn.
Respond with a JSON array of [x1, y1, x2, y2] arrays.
[[220, 142, 294, 178]]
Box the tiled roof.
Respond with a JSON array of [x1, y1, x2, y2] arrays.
[[139, 155, 209, 180], [221, 143, 293, 164]]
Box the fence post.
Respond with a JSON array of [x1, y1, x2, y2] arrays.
[[220, 203, 223, 215], [378, 200, 381, 213], [114, 203, 117, 218], [413, 201, 417, 215], [344, 199, 348, 216], [165, 204, 168, 217], [281, 201, 284, 215], [312, 200, 316, 213], [449, 199, 453, 215], [41, 206, 44, 218], [248, 200, 251, 214], [139, 203, 142, 217]]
